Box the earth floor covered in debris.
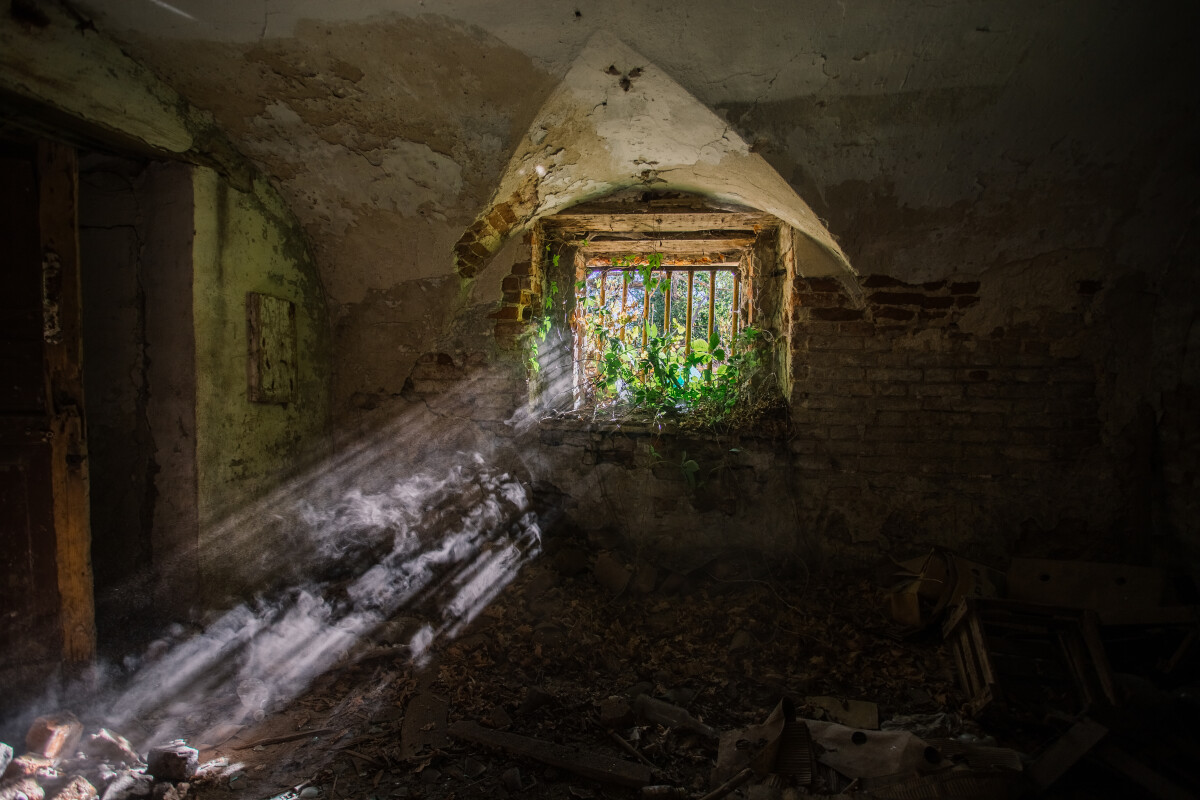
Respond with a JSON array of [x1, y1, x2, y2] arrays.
[[169, 542, 970, 800]]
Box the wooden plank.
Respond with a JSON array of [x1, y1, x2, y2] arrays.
[[37, 141, 95, 664], [583, 258, 740, 269], [1095, 744, 1194, 800], [400, 693, 447, 759], [577, 238, 755, 254], [545, 211, 774, 233], [1029, 717, 1108, 790], [448, 721, 653, 788], [1007, 558, 1164, 623]]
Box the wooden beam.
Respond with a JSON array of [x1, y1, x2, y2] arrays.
[[547, 211, 774, 233], [578, 238, 754, 254], [38, 141, 95, 664], [448, 721, 653, 788], [583, 258, 741, 269]]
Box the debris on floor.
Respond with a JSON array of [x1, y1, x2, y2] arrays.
[[5, 540, 1198, 799]]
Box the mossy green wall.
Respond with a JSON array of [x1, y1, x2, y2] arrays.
[[2, 4, 333, 606], [191, 168, 331, 596]]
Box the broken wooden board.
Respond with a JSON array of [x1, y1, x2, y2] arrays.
[[804, 696, 879, 730], [633, 695, 718, 740], [447, 721, 653, 788], [1028, 717, 1108, 790], [399, 693, 447, 760], [1007, 559, 1164, 624]]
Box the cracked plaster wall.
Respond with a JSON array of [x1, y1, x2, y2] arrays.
[[30, 2, 1200, 567], [1, 5, 333, 608]]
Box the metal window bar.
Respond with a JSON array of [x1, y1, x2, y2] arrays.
[[684, 271, 694, 355], [663, 271, 672, 338], [731, 272, 740, 339], [577, 265, 740, 392], [619, 272, 628, 343], [700, 271, 710, 343]]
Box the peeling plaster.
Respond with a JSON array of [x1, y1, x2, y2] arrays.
[[475, 33, 853, 283]]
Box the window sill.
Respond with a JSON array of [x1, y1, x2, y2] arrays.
[[536, 403, 788, 439]]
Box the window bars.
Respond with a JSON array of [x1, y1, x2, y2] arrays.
[[575, 264, 741, 368]]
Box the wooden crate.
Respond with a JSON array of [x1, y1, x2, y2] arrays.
[[943, 598, 1117, 718]]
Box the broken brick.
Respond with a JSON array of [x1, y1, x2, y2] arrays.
[[26, 713, 83, 761]]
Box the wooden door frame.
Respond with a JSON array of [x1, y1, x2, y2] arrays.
[[38, 141, 95, 663]]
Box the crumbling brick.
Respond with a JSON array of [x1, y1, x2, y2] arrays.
[[26, 714, 82, 762]]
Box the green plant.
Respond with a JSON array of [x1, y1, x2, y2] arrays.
[[527, 246, 561, 374], [588, 319, 765, 421]]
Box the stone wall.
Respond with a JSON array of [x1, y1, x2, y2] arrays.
[[400, 230, 1163, 575]]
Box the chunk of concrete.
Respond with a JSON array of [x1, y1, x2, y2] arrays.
[[593, 552, 632, 596]]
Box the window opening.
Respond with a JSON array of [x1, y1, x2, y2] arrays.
[[573, 255, 750, 411]]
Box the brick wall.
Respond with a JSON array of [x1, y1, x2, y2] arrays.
[[406, 254, 1136, 567], [787, 274, 1119, 562]]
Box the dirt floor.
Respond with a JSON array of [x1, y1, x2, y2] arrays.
[[177, 542, 965, 800]]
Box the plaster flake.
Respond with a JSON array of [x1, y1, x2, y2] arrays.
[[246, 102, 463, 239], [474, 32, 851, 280]]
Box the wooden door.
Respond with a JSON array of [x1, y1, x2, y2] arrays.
[[0, 140, 94, 677]]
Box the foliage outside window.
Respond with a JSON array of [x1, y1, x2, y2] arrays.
[[571, 253, 770, 425]]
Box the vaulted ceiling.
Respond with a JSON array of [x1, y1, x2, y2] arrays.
[[70, 0, 1198, 307]]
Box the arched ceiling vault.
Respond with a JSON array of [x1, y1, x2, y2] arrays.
[[455, 33, 858, 299]]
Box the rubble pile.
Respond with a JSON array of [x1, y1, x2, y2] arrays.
[[9, 537, 1197, 799], [0, 714, 231, 800]]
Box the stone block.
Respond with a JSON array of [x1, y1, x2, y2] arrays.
[[598, 696, 633, 728], [26, 714, 83, 761], [145, 743, 198, 782], [49, 776, 97, 800], [593, 552, 632, 597], [3, 753, 55, 780], [80, 730, 141, 767], [0, 777, 45, 800]]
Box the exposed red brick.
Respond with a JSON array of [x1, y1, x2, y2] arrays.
[[802, 277, 844, 293], [469, 240, 491, 259], [809, 307, 865, 322], [494, 321, 525, 346], [916, 295, 955, 309], [511, 260, 533, 276], [862, 274, 909, 288], [869, 291, 925, 305], [873, 306, 915, 321], [486, 207, 512, 233], [489, 305, 522, 320], [495, 202, 518, 226], [501, 275, 520, 292], [795, 291, 847, 308], [26, 713, 82, 761]]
